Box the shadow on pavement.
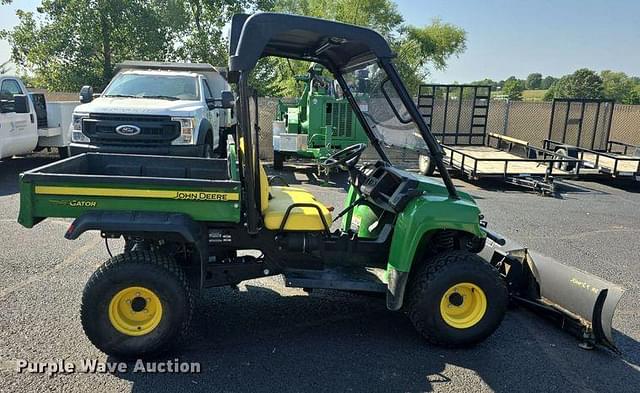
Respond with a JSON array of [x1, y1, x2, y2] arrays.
[[0, 156, 57, 196], [110, 284, 640, 393]]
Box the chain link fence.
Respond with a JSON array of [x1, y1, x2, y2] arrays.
[[41, 91, 639, 159], [486, 100, 639, 148]]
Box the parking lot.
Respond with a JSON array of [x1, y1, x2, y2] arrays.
[[1, 153, 640, 393]]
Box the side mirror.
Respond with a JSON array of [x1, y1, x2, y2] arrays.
[[206, 90, 235, 110], [220, 90, 234, 108], [79, 85, 94, 103], [13, 94, 30, 114]]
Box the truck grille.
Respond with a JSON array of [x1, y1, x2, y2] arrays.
[[82, 113, 180, 145]]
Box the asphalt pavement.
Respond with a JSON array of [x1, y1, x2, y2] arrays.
[[1, 154, 639, 393]]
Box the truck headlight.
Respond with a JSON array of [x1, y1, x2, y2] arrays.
[[172, 117, 197, 145], [71, 113, 90, 143]]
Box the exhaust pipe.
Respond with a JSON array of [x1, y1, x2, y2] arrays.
[[479, 231, 624, 353]]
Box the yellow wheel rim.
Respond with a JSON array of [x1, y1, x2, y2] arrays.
[[439, 282, 487, 329], [108, 286, 163, 336]]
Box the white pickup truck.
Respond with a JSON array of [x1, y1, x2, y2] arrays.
[[0, 76, 77, 160], [70, 61, 235, 157]]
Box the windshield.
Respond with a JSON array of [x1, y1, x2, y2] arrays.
[[340, 62, 428, 155], [103, 73, 200, 101]]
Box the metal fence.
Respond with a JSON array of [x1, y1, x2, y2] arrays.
[[488, 100, 640, 149], [41, 91, 639, 160]]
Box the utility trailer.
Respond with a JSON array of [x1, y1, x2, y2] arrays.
[[417, 84, 581, 194], [543, 98, 640, 181]]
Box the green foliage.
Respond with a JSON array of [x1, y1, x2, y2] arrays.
[[625, 85, 640, 105], [525, 73, 542, 90], [0, 59, 11, 74], [600, 70, 639, 104], [1, 0, 254, 92], [544, 69, 603, 101], [541, 75, 557, 90], [470, 78, 497, 88], [502, 79, 524, 101], [254, 0, 466, 96], [2, 1, 180, 91], [3, 0, 465, 96], [170, 0, 251, 66]]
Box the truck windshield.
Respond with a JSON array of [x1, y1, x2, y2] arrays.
[[103, 73, 200, 101], [340, 62, 427, 154]]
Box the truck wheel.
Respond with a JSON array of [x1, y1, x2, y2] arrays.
[[57, 147, 71, 159], [418, 154, 435, 176], [273, 151, 284, 170], [81, 251, 193, 358], [406, 250, 507, 347]]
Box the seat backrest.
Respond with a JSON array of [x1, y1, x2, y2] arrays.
[[258, 163, 269, 212], [238, 136, 269, 212]]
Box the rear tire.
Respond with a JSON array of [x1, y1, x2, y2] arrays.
[[418, 154, 435, 176], [81, 251, 193, 359], [406, 250, 507, 347]]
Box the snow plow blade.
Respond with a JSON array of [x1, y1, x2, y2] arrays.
[[479, 229, 624, 353]]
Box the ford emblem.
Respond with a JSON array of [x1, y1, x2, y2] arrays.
[[115, 124, 141, 136]]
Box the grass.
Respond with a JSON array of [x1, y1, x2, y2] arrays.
[[522, 89, 547, 101]]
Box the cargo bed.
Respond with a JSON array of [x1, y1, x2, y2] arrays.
[[18, 153, 241, 228], [442, 133, 581, 194]]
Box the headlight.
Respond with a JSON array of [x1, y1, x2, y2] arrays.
[[172, 117, 197, 145], [71, 113, 90, 143]]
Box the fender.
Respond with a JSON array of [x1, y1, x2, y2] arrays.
[[385, 194, 484, 311], [65, 211, 209, 287], [195, 118, 213, 146]]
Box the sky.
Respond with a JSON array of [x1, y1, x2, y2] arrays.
[[1, 0, 639, 83]]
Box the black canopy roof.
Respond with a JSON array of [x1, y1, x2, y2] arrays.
[[229, 13, 395, 73]]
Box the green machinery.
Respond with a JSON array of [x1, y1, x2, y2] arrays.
[[17, 13, 623, 359], [273, 63, 369, 169]]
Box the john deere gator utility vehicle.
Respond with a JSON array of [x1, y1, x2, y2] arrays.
[[18, 13, 623, 358], [273, 63, 368, 170]]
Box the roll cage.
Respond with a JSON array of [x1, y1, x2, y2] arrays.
[[228, 12, 459, 234]]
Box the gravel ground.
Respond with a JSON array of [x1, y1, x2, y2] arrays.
[[0, 154, 639, 393]]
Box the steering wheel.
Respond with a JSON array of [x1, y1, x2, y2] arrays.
[[321, 143, 367, 170]]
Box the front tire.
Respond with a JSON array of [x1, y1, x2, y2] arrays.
[[406, 250, 507, 347], [81, 251, 193, 358]]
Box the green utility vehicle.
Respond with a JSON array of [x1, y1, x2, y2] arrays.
[[19, 13, 623, 358], [273, 63, 368, 169]]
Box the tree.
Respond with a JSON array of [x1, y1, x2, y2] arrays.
[[525, 73, 542, 90], [470, 79, 497, 88], [2, 1, 182, 91], [170, 0, 252, 66], [0, 59, 11, 74], [255, 0, 466, 96], [544, 68, 603, 100], [541, 75, 557, 90], [600, 70, 635, 103], [625, 85, 640, 105], [502, 78, 524, 100]]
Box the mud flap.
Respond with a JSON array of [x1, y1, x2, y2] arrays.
[[479, 233, 624, 353]]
